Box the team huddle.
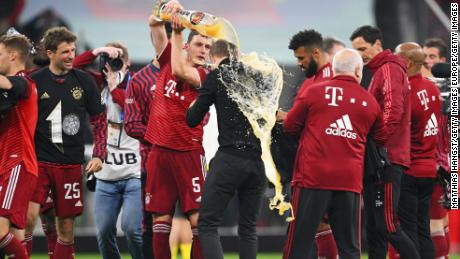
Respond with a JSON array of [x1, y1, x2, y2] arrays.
[[0, 0, 452, 259]]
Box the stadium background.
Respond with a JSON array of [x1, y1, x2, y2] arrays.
[[2, 0, 459, 257]]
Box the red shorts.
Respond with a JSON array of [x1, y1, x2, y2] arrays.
[[40, 191, 55, 214], [430, 183, 447, 219], [32, 162, 84, 217], [0, 163, 37, 229], [145, 146, 206, 215]]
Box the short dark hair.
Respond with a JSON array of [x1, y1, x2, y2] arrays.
[[423, 38, 448, 58], [323, 37, 345, 53], [42, 27, 77, 52], [187, 30, 209, 44], [350, 25, 383, 45], [288, 29, 323, 51], [210, 39, 238, 59], [0, 34, 32, 62]]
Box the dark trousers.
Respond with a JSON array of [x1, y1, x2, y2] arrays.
[[284, 188, 361, 259], [398, 174, 436, 259], [363, 165, 420, 259], [198, 151, 266, 259], [141, 171, 154, 259]]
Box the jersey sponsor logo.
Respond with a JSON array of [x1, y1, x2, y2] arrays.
[[62, 114, 80, 136], [424, 113, 438, 137], [325, 114, 357, 139], [417, 89, 430, 111], [71, 86, 84, 100], [324, 86, 343, 106], [40, 92, 50, 99], [164, 80, 185, 100]]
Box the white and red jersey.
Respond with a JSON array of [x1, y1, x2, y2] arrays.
[[284, 75, 386, 193], [145, 42, 207, 151], [406, 74, 441, 178], [0, 71, 38, 176]]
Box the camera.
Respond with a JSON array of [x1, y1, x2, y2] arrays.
[[430, 62, 453, 115], [99, 53, 124, 72]]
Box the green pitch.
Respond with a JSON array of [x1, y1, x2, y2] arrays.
[[30, 254, 460, 259]]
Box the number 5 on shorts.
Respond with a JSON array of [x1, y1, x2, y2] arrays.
[[64, 183, 81, 199], [192, 177, 200, 193]]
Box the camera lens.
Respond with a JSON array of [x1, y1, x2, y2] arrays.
[[109, 58, 124, 71]]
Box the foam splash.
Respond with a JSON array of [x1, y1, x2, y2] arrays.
[[219, 52, 294, 222]]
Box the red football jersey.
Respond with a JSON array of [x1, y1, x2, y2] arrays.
[[406, 74, 441, 178], [0, 71, 38, 176], [145, 43, 206, 151]]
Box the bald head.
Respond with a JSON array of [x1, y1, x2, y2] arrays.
[[395, 42, 424, 65], [395, 42, 425, 76], [332, 48, 363, 82]]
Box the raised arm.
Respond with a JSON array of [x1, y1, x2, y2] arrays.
[[170, 14, 205, 88]]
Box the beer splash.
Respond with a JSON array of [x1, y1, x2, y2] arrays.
[[152, 0, 240, 48], [219, 53, 294, 222]]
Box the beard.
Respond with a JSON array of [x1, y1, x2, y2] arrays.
[[304, 58, 318, 78]]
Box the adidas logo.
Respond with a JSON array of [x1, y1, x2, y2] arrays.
[[40, 92, 50, 99], [325, 114, 357, 139], [424, 113, 438, 137], [74, 200, 83, 207], [195, 196, 202, 203]]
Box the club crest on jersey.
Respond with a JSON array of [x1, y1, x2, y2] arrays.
[[71, 86, 84, 100]]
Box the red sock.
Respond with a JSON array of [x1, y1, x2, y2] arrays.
[[316, 229, 338, 259], [54, 239, 74, 259], [388, 243, 400, 259], [432, 231, 447, 259], [42, 223, 57, 259], [152, 221, 171, 259], [444, 226, 449, 258], [0, 233, 28, 259], [24, 233, 33, 256], [191, 226, 203, 259]]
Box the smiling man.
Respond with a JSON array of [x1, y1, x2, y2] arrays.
[[26, 27, 107, 259]]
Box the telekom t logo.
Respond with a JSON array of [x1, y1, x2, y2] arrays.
[[417, 90, 429, 111], [325, 86, 343, 106]]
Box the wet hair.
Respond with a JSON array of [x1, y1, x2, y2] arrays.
[[210, 39, 238, 59], [349, 25, 383, 45], [42, 27, 76, 52], [288, 29, 323, 51], [423, 38, 448, 58], [0, 34, 33, 62]]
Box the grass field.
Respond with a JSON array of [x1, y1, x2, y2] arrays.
[[30, 254, 460, 259]]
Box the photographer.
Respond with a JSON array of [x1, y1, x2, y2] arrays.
[[74, 44, 144, 259]]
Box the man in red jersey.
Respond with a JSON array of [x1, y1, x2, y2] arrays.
[[350, 26, 419, 259], [275, 29, 338, 259], [394, 42, 441, 259], [421, 37, 451, 259], [0, 33, 38, 259], [144, 1, 211, 258], [26, 27, 107, 259], [282, 49, 387, 259]]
